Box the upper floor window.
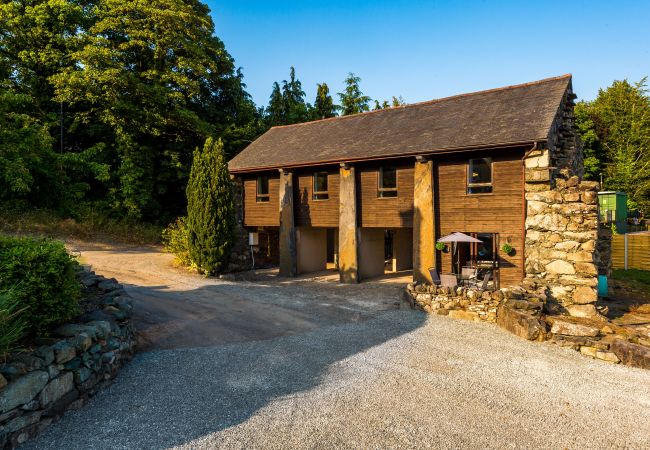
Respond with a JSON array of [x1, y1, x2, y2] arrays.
[[256, 176, 270, 202], [467, 158, 492, 194], [313, 172, 329, 200], [378, 166, 398, 198]]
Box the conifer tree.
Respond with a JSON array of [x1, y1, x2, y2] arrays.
[[266, 82, 285, 126], [338, 73, 371, 115], [314, 83, 338, 119], [186, 137, 234, 275]]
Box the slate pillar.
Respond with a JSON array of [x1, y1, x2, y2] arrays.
[[278, 168, 297, 277], [338, 163, 359, 283], [413, 156, 435, 283]]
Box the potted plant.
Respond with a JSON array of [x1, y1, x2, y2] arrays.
[[500, 242, 514, 256], [435, 242, 447, 252]]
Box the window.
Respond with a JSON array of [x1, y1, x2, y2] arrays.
[[256, 176, 270, 202], [378, 166, 398, 198], [467, 158, 493, 194], [313, 172, 329, 200]]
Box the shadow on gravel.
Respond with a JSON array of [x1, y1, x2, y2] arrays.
[[22, 301, 426, 449]]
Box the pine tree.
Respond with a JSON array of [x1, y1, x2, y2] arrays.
[[186, 137, 234, 275], [282, 66, 309, 124], [314, 83, 338, 119], [338, 73, 371, 115], [266, 82, 285, 126]]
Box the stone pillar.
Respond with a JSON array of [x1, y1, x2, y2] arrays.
[[338, 163, 359, 283], [413, 157, 435, 283], [278, 168, 297, 277]]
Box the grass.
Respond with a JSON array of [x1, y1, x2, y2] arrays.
[[611, 269, 650, 286], [0, 209, 163, 246]]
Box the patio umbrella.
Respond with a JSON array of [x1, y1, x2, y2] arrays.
[[437, 232, 483, 275]]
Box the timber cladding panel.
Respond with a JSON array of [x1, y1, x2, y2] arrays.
[[294, 169, 340, 227], [243, 173, 280, 227], [436, 149, 525, 287], [358, 161, 415, 228]]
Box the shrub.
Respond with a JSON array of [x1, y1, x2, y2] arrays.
[[0, 288, 27, 357], [501, 242, 514, 255], [186, 138, 235, 275], [162, 217, 192, 267], [435, 242, 446, 251], [0, 236, 80, 335]]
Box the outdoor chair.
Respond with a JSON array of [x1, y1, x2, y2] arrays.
[[477, 271, 492, 291], [460, 267, 477, 286], [428, 267, 441, 286], [440, 273, 458, 289]]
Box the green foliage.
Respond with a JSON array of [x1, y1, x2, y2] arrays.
[[500, 242, 513, 255], [265, 67, 312, 126], [435, 242, 446, 251], [313, 83, 338, 119], [0, 236, 80, 336], [575, 78, 650, 214], [186, 138, 235, 275], [162, 217, 192, 267], [611, 269, 650, 286], [0, 288, 27, 357], [338, 73, 371, 115], [373, 96, 405, 110]]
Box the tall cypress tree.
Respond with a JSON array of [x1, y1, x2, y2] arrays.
[[186, 137, 234, 275], [314, 83, 338, 119]]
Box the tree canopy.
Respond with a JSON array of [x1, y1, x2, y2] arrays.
[[575, 78, 650, 213], [338, 73, 371, 115]]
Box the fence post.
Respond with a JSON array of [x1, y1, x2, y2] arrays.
[[623, 233, 627, 270]]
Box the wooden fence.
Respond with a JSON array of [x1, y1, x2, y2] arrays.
[[612, 233, 650, 271]]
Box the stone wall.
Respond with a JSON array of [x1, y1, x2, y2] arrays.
[[523, 82, 612, 317], [0, 271, 135, 449]]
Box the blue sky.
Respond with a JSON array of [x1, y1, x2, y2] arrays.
[[207, 0, 650, 107]]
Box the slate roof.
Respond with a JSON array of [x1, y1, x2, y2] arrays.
[[229, 74, 571, 173]]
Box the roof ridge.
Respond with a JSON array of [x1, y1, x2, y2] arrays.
[[270, 74, 572, 130]]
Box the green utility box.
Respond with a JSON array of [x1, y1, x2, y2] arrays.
[[598, 191, 627, 233]]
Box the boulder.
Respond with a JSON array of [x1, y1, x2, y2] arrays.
[[39, 372, 73, 408], [448, 310, 479, 322], [51, 341, 76, 364], [545, 260, 575, 275], [566, 304, 600, 319], [497, 306, 546, 341], [0, 371, 49, 413], [572, 286, 598, 304], [549, 317, 599, 337], [611, 339, 650, 369]]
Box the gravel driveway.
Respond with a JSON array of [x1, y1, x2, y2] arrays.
[[21, 245, 650, 449]]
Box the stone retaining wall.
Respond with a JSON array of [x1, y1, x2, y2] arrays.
[[0, 271, 135, 449]]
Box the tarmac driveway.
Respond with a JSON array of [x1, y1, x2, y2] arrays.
[[21, 245, 650, 449]]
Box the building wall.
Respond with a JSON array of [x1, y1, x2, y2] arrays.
[[436, 149, 525, 288], [243, 173, 280, 227], [294, 168, 340, 227], [297, 227, 327, 274], [358, 162, 414, 228], [359, 228, 385, 279]]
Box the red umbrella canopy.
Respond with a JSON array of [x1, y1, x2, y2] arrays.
[[437, 232, 483, 243]]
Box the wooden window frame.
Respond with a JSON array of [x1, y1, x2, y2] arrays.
[[256, 176, 270, 202], [312, 172, 329, 201], [467, 158, 493, 195], [378, 166, 398, 198]]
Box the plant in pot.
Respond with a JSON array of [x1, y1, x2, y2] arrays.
[[501, 242, 514, 256], [435, 242, 447, 252]]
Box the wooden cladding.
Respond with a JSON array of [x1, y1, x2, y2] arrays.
[[436, 149, 524, 287], [358, 163, 414, 228], [243, 174, 280, 226], [294, 169, 340, 227]]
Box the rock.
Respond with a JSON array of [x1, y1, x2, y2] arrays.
[[87, 321, 112, 339], [549, 317, 600, 337], [611, 339, 650, 369], [566, 304, 600, 319], [0, 371, 49, 413], [448, 310, 479, 321], [39, 372, 73, 407], [53, 323, 97, 339], [595, 351, 620, 363], [0, 362, 27, 381], [572, 286, 598, 304], [34, 346, 55, 366], [72, 333, 93, 352], [4, 411, 42, 434], [52, 341, 76, 364], [545, 260, 575, 275], [97, 279, 119, 291], [11, 354, 45, 371], [497, 306, 546, 341], [580, 346, 597, 358], [74, 367, 93, 384], [0, 374, 7, 389]]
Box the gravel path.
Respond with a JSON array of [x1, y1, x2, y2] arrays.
[[22, 310, 650, 449]]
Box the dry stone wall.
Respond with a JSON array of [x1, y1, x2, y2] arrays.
[[0, 270, 135, 449]]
